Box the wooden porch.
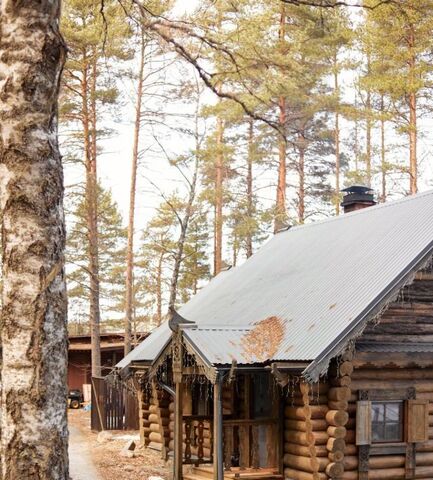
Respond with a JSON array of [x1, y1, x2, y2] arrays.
[[183, 466, 282, 480], [176, 373, 283, 480], [168, 328, 284, 480]]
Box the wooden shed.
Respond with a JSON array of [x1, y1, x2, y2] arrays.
[[69, 332, 147, 393], [118, 188, 433, 480]]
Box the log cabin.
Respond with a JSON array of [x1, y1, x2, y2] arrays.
[[116, 186, 433, 480]]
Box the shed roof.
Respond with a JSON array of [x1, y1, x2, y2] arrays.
[[118, 190, 433, 380]]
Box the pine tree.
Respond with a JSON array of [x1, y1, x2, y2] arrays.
[[136, 202, 177, 326], [67, 186, 127, 328], [362, 0, 433, 194], [177, 210, 211, 303], [61, 0, 132, 376]]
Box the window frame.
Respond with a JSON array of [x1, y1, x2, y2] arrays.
[[370, 400, 405, 445]]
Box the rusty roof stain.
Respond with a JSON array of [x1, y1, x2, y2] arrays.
[[240, 316, 285, 363]]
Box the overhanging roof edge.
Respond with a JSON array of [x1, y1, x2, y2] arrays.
[[303, 241, 433, 383]]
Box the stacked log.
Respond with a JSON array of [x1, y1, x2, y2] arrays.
[[283, 380, 330, 480], [168, 400, 175, 451], [341, 391, 357, 479], [343, 270, 433, 479], [347, 366, 433, 478], [148, 385, 170, 453], [326, 354, 352, 479], [138, 388, 151, 447]]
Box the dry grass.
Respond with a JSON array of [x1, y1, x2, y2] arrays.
[[68, 409, 170, 480]]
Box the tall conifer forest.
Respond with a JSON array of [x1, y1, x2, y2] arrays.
[[60, 0, 433, 341]]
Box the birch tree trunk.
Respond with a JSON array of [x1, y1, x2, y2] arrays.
[[125, 29, 146, 355], [0, 1, 69, 478]]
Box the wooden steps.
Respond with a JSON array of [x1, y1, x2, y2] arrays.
[[183, 466, 283, 480]]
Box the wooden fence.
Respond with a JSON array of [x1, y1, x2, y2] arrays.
[[91, 376, 139, 431]]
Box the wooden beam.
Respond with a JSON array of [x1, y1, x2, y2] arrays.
[[213, 377, 223, 480], [172, 330, 183, 480], [174, 380, 183, 480]]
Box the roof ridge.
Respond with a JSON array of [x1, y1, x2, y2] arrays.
[[286, 189, 433, 233]]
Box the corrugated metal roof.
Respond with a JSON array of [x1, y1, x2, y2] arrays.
[[116, 321, 171, 369], [184, 327, 253, 365], [118, 190, 433, 375]]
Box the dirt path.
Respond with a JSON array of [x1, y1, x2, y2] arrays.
[[68, 409, 170, 480], [69, 424, 101, 480]]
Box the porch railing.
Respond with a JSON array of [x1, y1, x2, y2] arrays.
[[222, 418, 279, 471], [183, 415, 213, 465]]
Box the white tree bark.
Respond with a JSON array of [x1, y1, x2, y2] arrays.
[[0, 1, 69, 478]]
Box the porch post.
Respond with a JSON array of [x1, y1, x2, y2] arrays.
[[174, 380, 183, 480], [172, 331, 183, 480], [213, 374, 223, 480]]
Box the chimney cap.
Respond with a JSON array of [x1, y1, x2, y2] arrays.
[[341, 184, 373, 194], [341, 184, 376, 212]]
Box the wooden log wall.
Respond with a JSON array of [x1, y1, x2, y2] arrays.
[[342, 267, 433, 479], [326, 353, 353, 479], [138, 388, 151, 447], [343, 369, 433, 480], [148, 383, 171, 454], [283, 380, 330, 480]]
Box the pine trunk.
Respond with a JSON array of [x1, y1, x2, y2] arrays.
[[233, 232, 238, 267], [380, 95, 387, 202], [409, 91, 417, 194], [156, 252, 163, 326], [298, 144, 305, 224], [168, 157, 199, 309], [125, 31, 145, 355], [275, 5, 287, 233], [82, 57, 101, 377], [276, 103, 287, 232], [334, 65, 340, 216], [354, 98, 360, 173], [246, 119, 254, 258], [408, 26, 417, 194], [366, 91, 372, 186], [366, 54, 372, 186], [214, 105, 224, 276], [0, 1, 69, 477]]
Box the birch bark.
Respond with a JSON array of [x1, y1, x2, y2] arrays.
[[0, 0, 69, 478]]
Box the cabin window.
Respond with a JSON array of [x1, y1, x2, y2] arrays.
[[371, 401, 404, 443]]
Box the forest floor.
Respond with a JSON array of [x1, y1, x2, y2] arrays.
[[68, 409, 170, 480]]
